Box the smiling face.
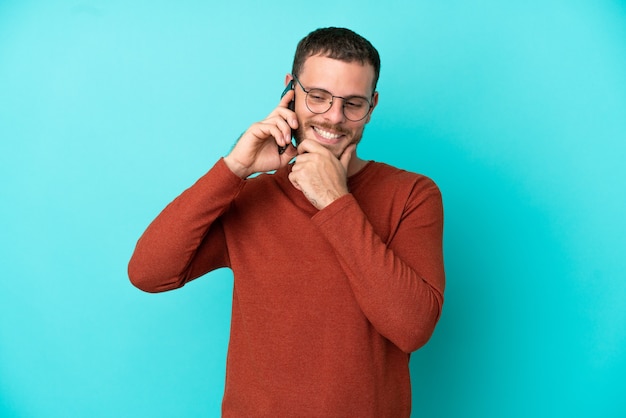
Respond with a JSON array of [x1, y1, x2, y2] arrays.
[[290, 55, 379, 158]]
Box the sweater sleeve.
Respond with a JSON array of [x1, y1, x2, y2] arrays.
[[128, 158, 244, 293], [312, 179, 445, 353]]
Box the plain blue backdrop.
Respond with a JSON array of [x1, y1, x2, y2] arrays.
[[1, 0, 625, 417]]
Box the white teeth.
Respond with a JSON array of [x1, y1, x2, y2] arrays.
[[313, 127, 341, 140]]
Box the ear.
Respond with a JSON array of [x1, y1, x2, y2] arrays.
[[364, 91, 379, 124], [285, 74, 294, 87]]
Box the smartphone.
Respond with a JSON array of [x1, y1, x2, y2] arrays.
[[281, 80, 295, 110], [278, 81, 295, 154]]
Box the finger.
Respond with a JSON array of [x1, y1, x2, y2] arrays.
[[269, 90, 298, 129], [280, 143, 298, 161], [257, 117, 292, 146], [278, 143, 298, 158], [252, 122, 287, 150], [288, 171, 302, 191], [271, 116, 293, 146], [279, 88, 295, 108], [296, 138, 326, 155]]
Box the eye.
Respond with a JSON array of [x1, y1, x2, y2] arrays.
[[345, 98, 367, 109], [308, 90, 330, 103]]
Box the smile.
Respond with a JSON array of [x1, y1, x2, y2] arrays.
[[313, 126, 343, 141]]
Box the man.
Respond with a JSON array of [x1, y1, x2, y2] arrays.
[[129, 27, 444, 417]]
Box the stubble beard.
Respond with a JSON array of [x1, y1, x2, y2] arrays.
[[294, 120, 365, 158]]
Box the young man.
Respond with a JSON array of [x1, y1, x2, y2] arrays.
[[129, 27, 445, 417]]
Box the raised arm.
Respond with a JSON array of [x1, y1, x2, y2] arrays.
[[128, 89, 300, 292]]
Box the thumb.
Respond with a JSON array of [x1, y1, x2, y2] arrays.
[[280, 143, 298, 163], [339, 144, 356, 171]]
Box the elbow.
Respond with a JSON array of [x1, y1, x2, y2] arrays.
[[128, 262, 159, 293], [398, 287, 444, 353], [128, 271, 159, 293], [127, 258, 184, 294], [396, 325, 437, 353], [392, 303, 443, 353]]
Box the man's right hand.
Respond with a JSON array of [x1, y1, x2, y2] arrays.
[[224, 89, 299, 178]]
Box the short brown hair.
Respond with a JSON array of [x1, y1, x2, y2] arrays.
[[291, 27, 381, 92]]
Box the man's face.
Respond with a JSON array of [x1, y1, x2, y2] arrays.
[[291, 55, 378, 158]]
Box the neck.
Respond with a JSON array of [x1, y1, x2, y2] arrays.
[[347, 156, 368, 177]]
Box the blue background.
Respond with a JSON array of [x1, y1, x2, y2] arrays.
[[1, 1, 625, 417]]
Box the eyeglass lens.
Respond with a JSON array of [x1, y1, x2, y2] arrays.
[[305, 89, 370, 121]]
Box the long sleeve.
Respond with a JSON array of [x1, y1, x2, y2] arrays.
[[312, 174, 444, 353], [128, 158, 245, 293], [128, 160, 443, 416]]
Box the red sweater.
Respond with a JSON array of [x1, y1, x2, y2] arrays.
[[128, 158, 445, 417]]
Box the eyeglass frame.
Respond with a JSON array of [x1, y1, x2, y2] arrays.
[[292, 75, 374, 122]]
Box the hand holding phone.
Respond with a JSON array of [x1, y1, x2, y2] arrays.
[[224, 81, 297, 178]]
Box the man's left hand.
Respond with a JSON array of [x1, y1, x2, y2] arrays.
[[288, 140, 355, 210]]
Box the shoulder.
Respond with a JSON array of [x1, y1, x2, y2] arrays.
[[356, 162, 441, 198]]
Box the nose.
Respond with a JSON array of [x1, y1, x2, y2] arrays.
[[323, 99, 346, 124]]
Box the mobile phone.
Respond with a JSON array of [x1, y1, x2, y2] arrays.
[[281, 80, 295, 110], [278, 81, 295, 154]]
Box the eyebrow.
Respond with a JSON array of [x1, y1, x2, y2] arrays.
[[307, 84, 371, 100], [295, 75, 373, 101]]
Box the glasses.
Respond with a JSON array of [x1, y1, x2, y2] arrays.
[[293, 75, 373, 122]]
